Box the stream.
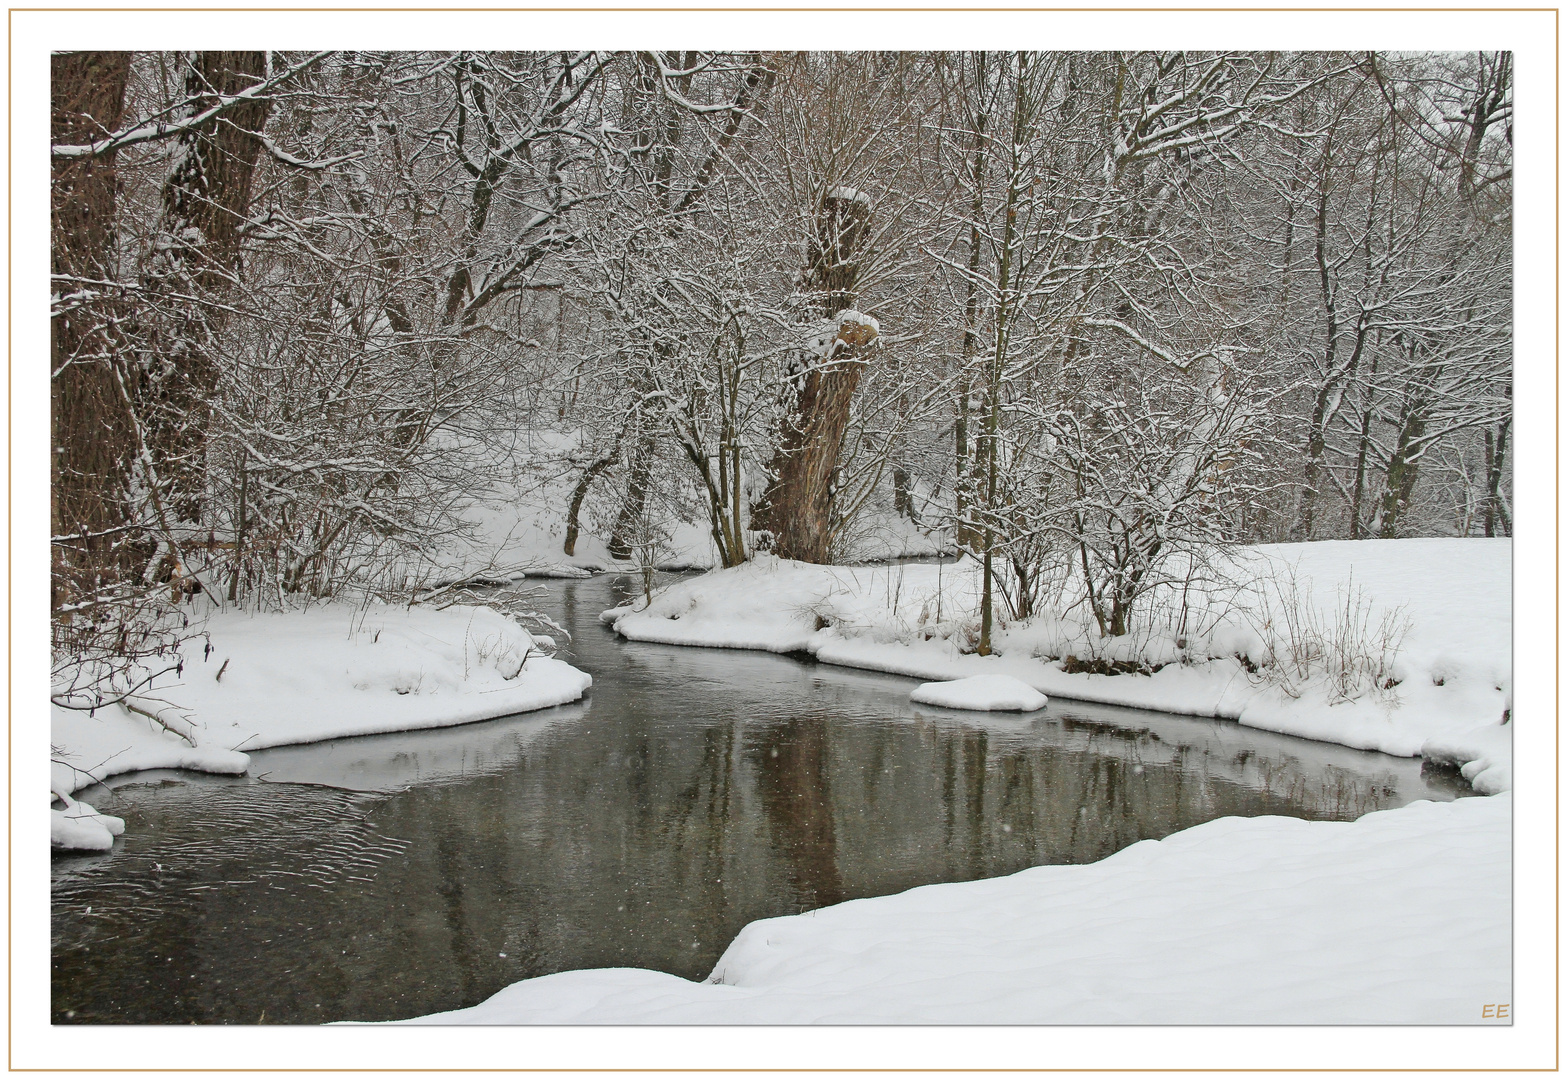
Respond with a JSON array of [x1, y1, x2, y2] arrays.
[[51, 572, 1470, 1024]]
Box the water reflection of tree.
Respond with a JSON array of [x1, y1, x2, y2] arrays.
[[754, 719, 845, 909], [51, 647, 1444, 1025]]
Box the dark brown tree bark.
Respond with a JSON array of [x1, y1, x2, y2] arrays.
[[761, 333, 877, 564], [51, 51, 134, 612], [140, 51, 271, 522], [607, 430, 657, 562], [756, 189, 876, 564], [1378, 393, 1428, 539]]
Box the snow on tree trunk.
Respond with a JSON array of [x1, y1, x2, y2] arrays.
[[758, 189, 875, 564], [765, 315, 879, 564]]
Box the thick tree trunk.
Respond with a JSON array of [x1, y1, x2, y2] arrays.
[[51, 51, 134, 612], [758, 189, 875, 564], [1378, 405, 1426, 539], [765, 326, 877, 564], [140, 51, 271, 522], [1348, 353, 1380, 539]]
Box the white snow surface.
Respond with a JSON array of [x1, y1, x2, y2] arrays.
[[603, 540, 1511, 782], [397, 792, 1509, 1024], [1422, 723, 1514, 795], [51, 603, 591, 848], [826, 185, 873, 207], [910, 674, 1047, 712], [50, 796, 125, 851], [436, 431, 717, 581], [835, 309, 880, 334]]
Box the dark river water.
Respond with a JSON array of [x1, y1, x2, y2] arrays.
[[51, 573, 1470, 1025]]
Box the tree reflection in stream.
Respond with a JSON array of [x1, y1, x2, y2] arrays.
[[52, 574, 1469, 1025]]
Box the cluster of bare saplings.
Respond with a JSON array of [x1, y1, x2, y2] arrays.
[[52, 50, 1510, 697]]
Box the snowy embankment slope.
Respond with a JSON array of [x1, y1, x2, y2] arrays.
[[51, 604, 591, 849], [397, 792, 1509, 1025], [604, 539, 1511, 787]]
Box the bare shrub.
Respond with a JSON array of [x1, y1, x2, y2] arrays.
[[1245, 566, 1411, 704]]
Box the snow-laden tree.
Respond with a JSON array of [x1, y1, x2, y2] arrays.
[[748, 52, 945, 564], [555, 52, 784, 566], [933, 51, 1327, 649], [49, 49, 1513, 694], [176, 52, 611, 600]]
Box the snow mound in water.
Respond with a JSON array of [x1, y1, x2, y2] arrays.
[[910, 674, 1047, 712]]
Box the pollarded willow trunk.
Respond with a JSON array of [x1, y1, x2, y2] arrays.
[[757, 188, 876, 564], [140, 51, 271, 524], [51, 51, 135, 612], [762, 317, 880, 564]]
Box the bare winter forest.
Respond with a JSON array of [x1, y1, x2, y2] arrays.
[[52, 50, 1511, 691]]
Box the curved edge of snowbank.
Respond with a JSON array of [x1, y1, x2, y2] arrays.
[[608, 612, 1511, 790], [382, 791, 1510, 1025], [610, 618, 815, 654], [51, 703, 252, 801], [599, 551, 1511, 791], [51, 604, 596, 849], [1421, 724, 1513, 795], [228, 657, 593, 752], [51, 796, 126, 851]]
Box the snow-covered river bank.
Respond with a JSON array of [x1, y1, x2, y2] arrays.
[[607, 539, 1513, 789], [51, 571, 1486, 1025]]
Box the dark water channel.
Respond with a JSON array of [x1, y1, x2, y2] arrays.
[[52, 573, 1470, 1025]]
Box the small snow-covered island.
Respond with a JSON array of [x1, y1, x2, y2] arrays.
[[50, 49, 1511, 1032]]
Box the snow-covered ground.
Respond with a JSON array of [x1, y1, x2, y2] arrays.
[[396, 791, 1508, 1024], [433, 429, 714, 579], [604, 539, 1511, 788], [433, 428, 947, 582], [51, 603, 590, 849]]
